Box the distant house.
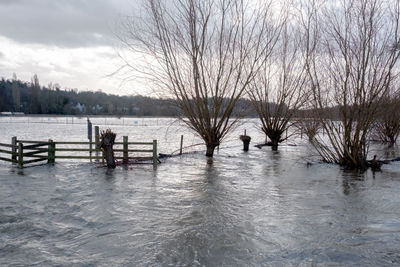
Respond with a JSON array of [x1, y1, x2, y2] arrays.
[[92, 104, 103, 112], [75, 102, 86, 113], [0, 112, 24, 115]]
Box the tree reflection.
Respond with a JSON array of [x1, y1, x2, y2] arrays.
[[341, 169, 366, 196]]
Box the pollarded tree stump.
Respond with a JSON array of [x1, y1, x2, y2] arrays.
[[100, 129, 117, 168], [240, 130, 251, 151]]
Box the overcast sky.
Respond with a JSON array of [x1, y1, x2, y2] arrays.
[[0, 0, 146, 95]]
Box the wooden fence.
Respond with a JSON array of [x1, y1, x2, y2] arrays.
[[0, 136, 158, 168], [0, 137, 18, 165]]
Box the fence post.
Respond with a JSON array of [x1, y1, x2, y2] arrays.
[[11, 136, 17, 164], [88, 118, 92, 162], [179, 135, 183, 155], [18, 142, 23, 169], [153, 140, 158, 165], [48, 139, 51, 164], [95, 126, 100, 162], [52, 141, 56, 164], [48, 139, 55, 164], [123, 136, 128, 164]]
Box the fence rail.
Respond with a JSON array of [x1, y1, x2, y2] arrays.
[[0, 141, 17, 163], [0, 142, 17, 148], [0, 136, 158, 168]]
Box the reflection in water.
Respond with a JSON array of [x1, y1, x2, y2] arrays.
[[105, 168, 115, 179], [154, 158, 260, 265], [341, 168, 365, 195], [155, 160, 219, 265], [262, 150, 282, 177]]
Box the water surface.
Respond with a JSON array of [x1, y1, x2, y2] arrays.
[[1, 117, 400, 266]]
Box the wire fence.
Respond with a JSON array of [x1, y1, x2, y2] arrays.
[[0, 116, 184, 127]]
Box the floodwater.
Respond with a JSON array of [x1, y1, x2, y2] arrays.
[[1, 116, 400, 266]]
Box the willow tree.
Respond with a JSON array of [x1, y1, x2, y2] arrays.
[[295, 109, 321, 142], [374, 87, 400, 146], [247, 17, 308, 150], [302, 0, 400, 168], [119, 0, 282, 157]]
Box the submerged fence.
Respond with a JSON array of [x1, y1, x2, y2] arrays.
[[0, 136, 158, 169], [0, 138, 18, 165]]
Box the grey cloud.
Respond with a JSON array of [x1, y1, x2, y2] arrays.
[[0, 51, 4, 58], [0, 0, 138, 47]]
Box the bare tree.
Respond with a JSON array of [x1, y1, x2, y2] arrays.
[[11, 73, 20, 112], [247, 17, 308, 150], [119, 0, 283, 157], [373, 85, 400, 146], [295, 109, 321, 142], [302, 0, 400, 168]]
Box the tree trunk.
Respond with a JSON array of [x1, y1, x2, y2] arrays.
[[269, 136, 280, 151], [240, 135, 251, 151], [389, 136, 396, 147], [339, 150, 368, 170], [103, 146, 116, 168], [206, 144, 217, 157]]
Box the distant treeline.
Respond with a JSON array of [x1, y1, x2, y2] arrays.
[[0, 75, 264, 116], [0, 75, 180, 116]]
